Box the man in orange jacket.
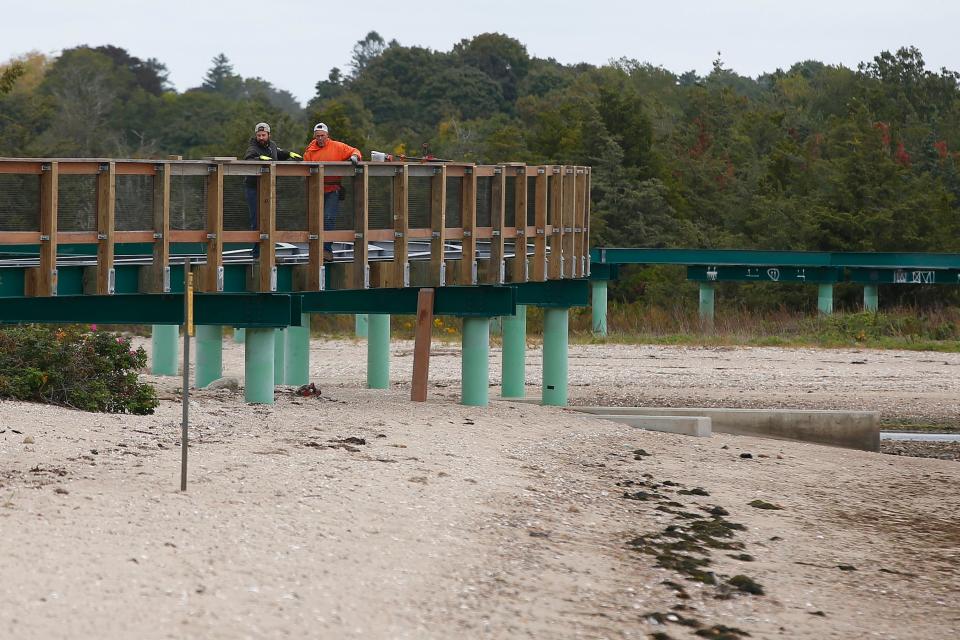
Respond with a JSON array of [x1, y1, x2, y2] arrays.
[[303, 123, 361, 258]]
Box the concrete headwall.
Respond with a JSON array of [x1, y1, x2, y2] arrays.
[[575, 406, 880, 452]]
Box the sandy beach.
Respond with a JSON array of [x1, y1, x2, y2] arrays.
[[1, 338, 958, 639]]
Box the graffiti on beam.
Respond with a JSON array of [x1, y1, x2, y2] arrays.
[[766, 268, 780, 281], [893, 269, 936, 284]]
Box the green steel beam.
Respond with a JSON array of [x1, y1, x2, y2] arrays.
[[588, 263, 620, 281], [512, 279, 590, 308], [591, 247, 834, 267], [0, 293, 293, 327], [687, 265, 842, 284], [300, 286, 516, 317], [591, 248, 960, 270], [847, 268, 960, 285]]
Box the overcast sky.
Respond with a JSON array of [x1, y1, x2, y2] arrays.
[[5, 0, 958, 104]]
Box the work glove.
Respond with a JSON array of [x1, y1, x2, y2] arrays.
[[350, 155, 360, 166], [258, 155, 271, 161], [289, 152, 303, 160]]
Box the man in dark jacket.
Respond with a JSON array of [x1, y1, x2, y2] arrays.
[[243, 122, 301, 230]]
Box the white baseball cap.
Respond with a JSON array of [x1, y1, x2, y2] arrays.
[[313, 122, 328, 133]]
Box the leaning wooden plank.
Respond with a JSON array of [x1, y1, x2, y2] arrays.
[[575, 167, 587, 277], [145, 161, 171, 292], [303, 166, 325, 290], [411, 288, 435, 402]]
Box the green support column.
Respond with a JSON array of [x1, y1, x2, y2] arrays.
[[151, 324, 178, 376], [195, 325, 223, 388], [367, 313, 391, 389], [699, 282, 715, 324], [462, 317, 490, 407], [233, 328, 245, 343], [355, 314, 368, 338], [818, 284, 834, 315], [274, 328, 286, 385], [592, 280, 608, 336], [490, 316, 502, 337], [542, 307, 569, 407], [284, 313, 310, 386], [501, 305, 526, 398], [244, 327, 275, 404], [863, 285, 878, 312]]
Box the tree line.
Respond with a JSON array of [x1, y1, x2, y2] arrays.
[[2, 34, 958, 307]]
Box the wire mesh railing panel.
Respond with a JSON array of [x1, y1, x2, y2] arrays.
[[445, 177, 462, 228], [408, 176, 431, 229], [115, 175, 153, 231], [504, 176, 516, 227], [170, 175, 207, 231], [334, 176, 354, 230], [58, 175, 96, 232], [223, 176, 249, 231], [476, 177, 493, 227], [368, 176, 393, 230], [276, 176, 307, 231], [0, 174, 40, 232]]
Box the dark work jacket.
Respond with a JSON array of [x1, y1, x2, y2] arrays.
[[243, 137, 293, 188]]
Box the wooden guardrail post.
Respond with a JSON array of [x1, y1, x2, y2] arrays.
[[202, 161, 224, 292], [28, 161, 59, 296], [561, 166, 576, 278], [575, 167, 587, 277], [391, 165, 409, 288], [548, 166, 564, 279], [460, 167, 477, 285], [95, 161, 116, 294], [583, 167, 591, 277], [485, 166, 506, 284], [532, 166, 548, 282], [140, 161, 171, 292], [352, 164, 369, 289], [429, 165, 447, 286], [303, 165, 325, 290], [256, 162, 276, 292], [510, 165, 528, 283]]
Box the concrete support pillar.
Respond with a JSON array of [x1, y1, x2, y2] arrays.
[[233, 328, 245, 343], [244, 328, 275, 404], [818, 284, 834, 315], [542, 308, 569, 407], [367, 313, 391, 389], [699, 282, 715, 324], [863, 285, 878, 312], [195, 325, 223, 388], [461, 317, 490, 407], [592, 280, 608, 336], [273, 328, 286, 385], [355, 314, 368, 338], [284, 313, 310, 386], [151, 324, 178, 376], [501, 305, 526, 398]]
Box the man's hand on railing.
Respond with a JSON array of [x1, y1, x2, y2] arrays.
[[350, 154, 360, 166], [258, 155, 271, 161], [289, 152, 303, 160]]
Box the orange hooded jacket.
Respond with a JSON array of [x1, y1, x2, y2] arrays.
[[303, 139, 362, 193]]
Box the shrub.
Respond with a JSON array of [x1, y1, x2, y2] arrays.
[[0, 325, 158, 414]]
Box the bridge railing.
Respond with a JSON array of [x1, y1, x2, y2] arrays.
[[0, 158, 591, 296]]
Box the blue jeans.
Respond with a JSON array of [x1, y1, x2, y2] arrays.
[[323, 189, 340, 252]]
